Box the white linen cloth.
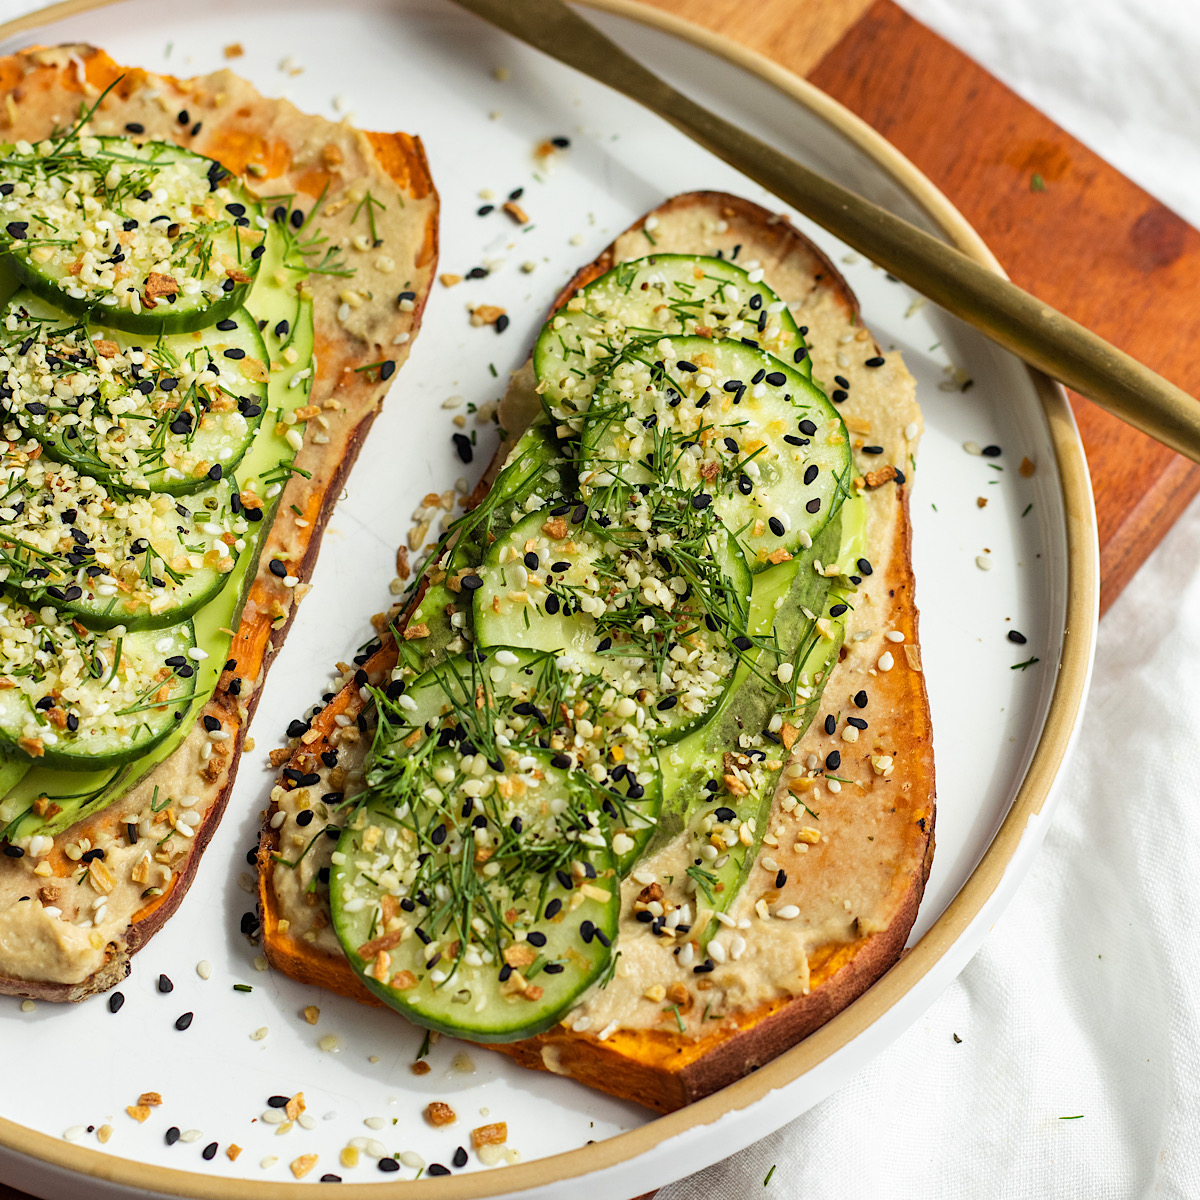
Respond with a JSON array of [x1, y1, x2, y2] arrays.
[[660, 1, 1200, 1196]]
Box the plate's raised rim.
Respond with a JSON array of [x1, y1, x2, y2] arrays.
[[0, 0, 1099, 1196]]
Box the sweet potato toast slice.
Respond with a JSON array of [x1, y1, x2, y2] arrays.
[[258, 192, 934, 1112], [0, 44, 437, 1000]]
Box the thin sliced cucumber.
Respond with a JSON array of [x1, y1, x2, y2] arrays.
[[0, 137, 263, 333], [534, 253, 810, 422], [580, 334, 852, 570], [332, 745, 618, 1043], [379, 649, 662, 875], [0, 598, 196, 769], [1, 290, 268, 493], [0, 461, 244, 631], [472, 495, 751, 742], [1, 223, 316, 840]]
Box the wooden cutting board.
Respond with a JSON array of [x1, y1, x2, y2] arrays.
[[0, 3, 1193, 1200]]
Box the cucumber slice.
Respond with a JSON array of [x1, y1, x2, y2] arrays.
[[331, 744, 618, 1043], [0, 597, 196, 769], [0, 137, 263, 334], [0, 458, 244, 630], [1, 290, 267, 493], [580, 334, 852, 570], [472, 494, 751, 742], [379, 649, 662, 876], [534, 254, 810, 422]]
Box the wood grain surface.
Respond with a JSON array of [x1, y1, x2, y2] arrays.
[[2, 2, 1193, 1199], [644, 0, 1200, 614]]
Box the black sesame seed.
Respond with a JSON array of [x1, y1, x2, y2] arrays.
[[857, 558, 873, 576], [477, 204, 494, 216], [175, 1011, 193, 1031], [378, 1158, 400, 1173], [863, 445, 884, 455], [551, 753, 571, 770], [768, 517, 784, 537], [269, 559, 287, 578], [545, 594, 561, 614], [296, 810, 314, 827], [571, 502, 588, 524], [805, 498, 822, 513], [109, 992, 125, 1013], [804, 464, 819, 485], [551, 135, 571, 148], [691, 493, 712, 510], [125, 122, 145, 134], [291, 208, 305, 229], [832, 389, 848, 403], [428, 1164, 451, 1176], [165, 1127, 180, 1145], [580, 920, 595, 943], [157, 974, 174, 994], [738, 474, 753, 495], [207, 465, 222, 481], [452, 433, 473, 463], [765, 371, 786, 386], [798, 419, 817, 435], [848, 716, 868, 730], [320, 1175, 342, 1183], [1007, 630, 1028, 644], [177, 110, 190, 124], [656, 695, 678, 711], [824, 714, 836, 735], [5, 221, 28, 240], [830, 603, 848, 618], [202, 1142, 218, 1160], [3, 844, 23, 858], [854, 690, 868, 708], [826, 750, 841, 771], [783, 435, 806, 447], [527, 930, 547, 947], [732, 636, 752, 651], [466, 267, 488, 280], [865, 356, 885, 367], [495, 313, 510, 333], [523, 550, 539, 570]]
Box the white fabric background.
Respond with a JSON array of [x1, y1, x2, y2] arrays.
[[659, 1, 1200, 1197], [0, 0, 1195, 1196]]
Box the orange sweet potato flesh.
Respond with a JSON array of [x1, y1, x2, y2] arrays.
[[258, 193, 934, 1112], [0, 44, 438, 1001]]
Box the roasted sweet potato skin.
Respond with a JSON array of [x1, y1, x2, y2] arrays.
[[0, 44, 438, 1001], [258, 191, 934, 1111]]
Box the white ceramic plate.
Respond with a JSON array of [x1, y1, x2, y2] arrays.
[[0, 1, 1098, 1197]]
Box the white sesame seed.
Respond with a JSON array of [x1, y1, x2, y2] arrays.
[[196, 960, 212, 979], [904, 422, 919, 440], [885, 630, 905, 642], [878, 651, 895, 671], [775, 905, 801, 919], [963, 440, 982, 455], [976, 555, 994, 571]]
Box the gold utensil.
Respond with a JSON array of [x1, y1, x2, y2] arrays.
[[450, 0, 1200, 464]]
